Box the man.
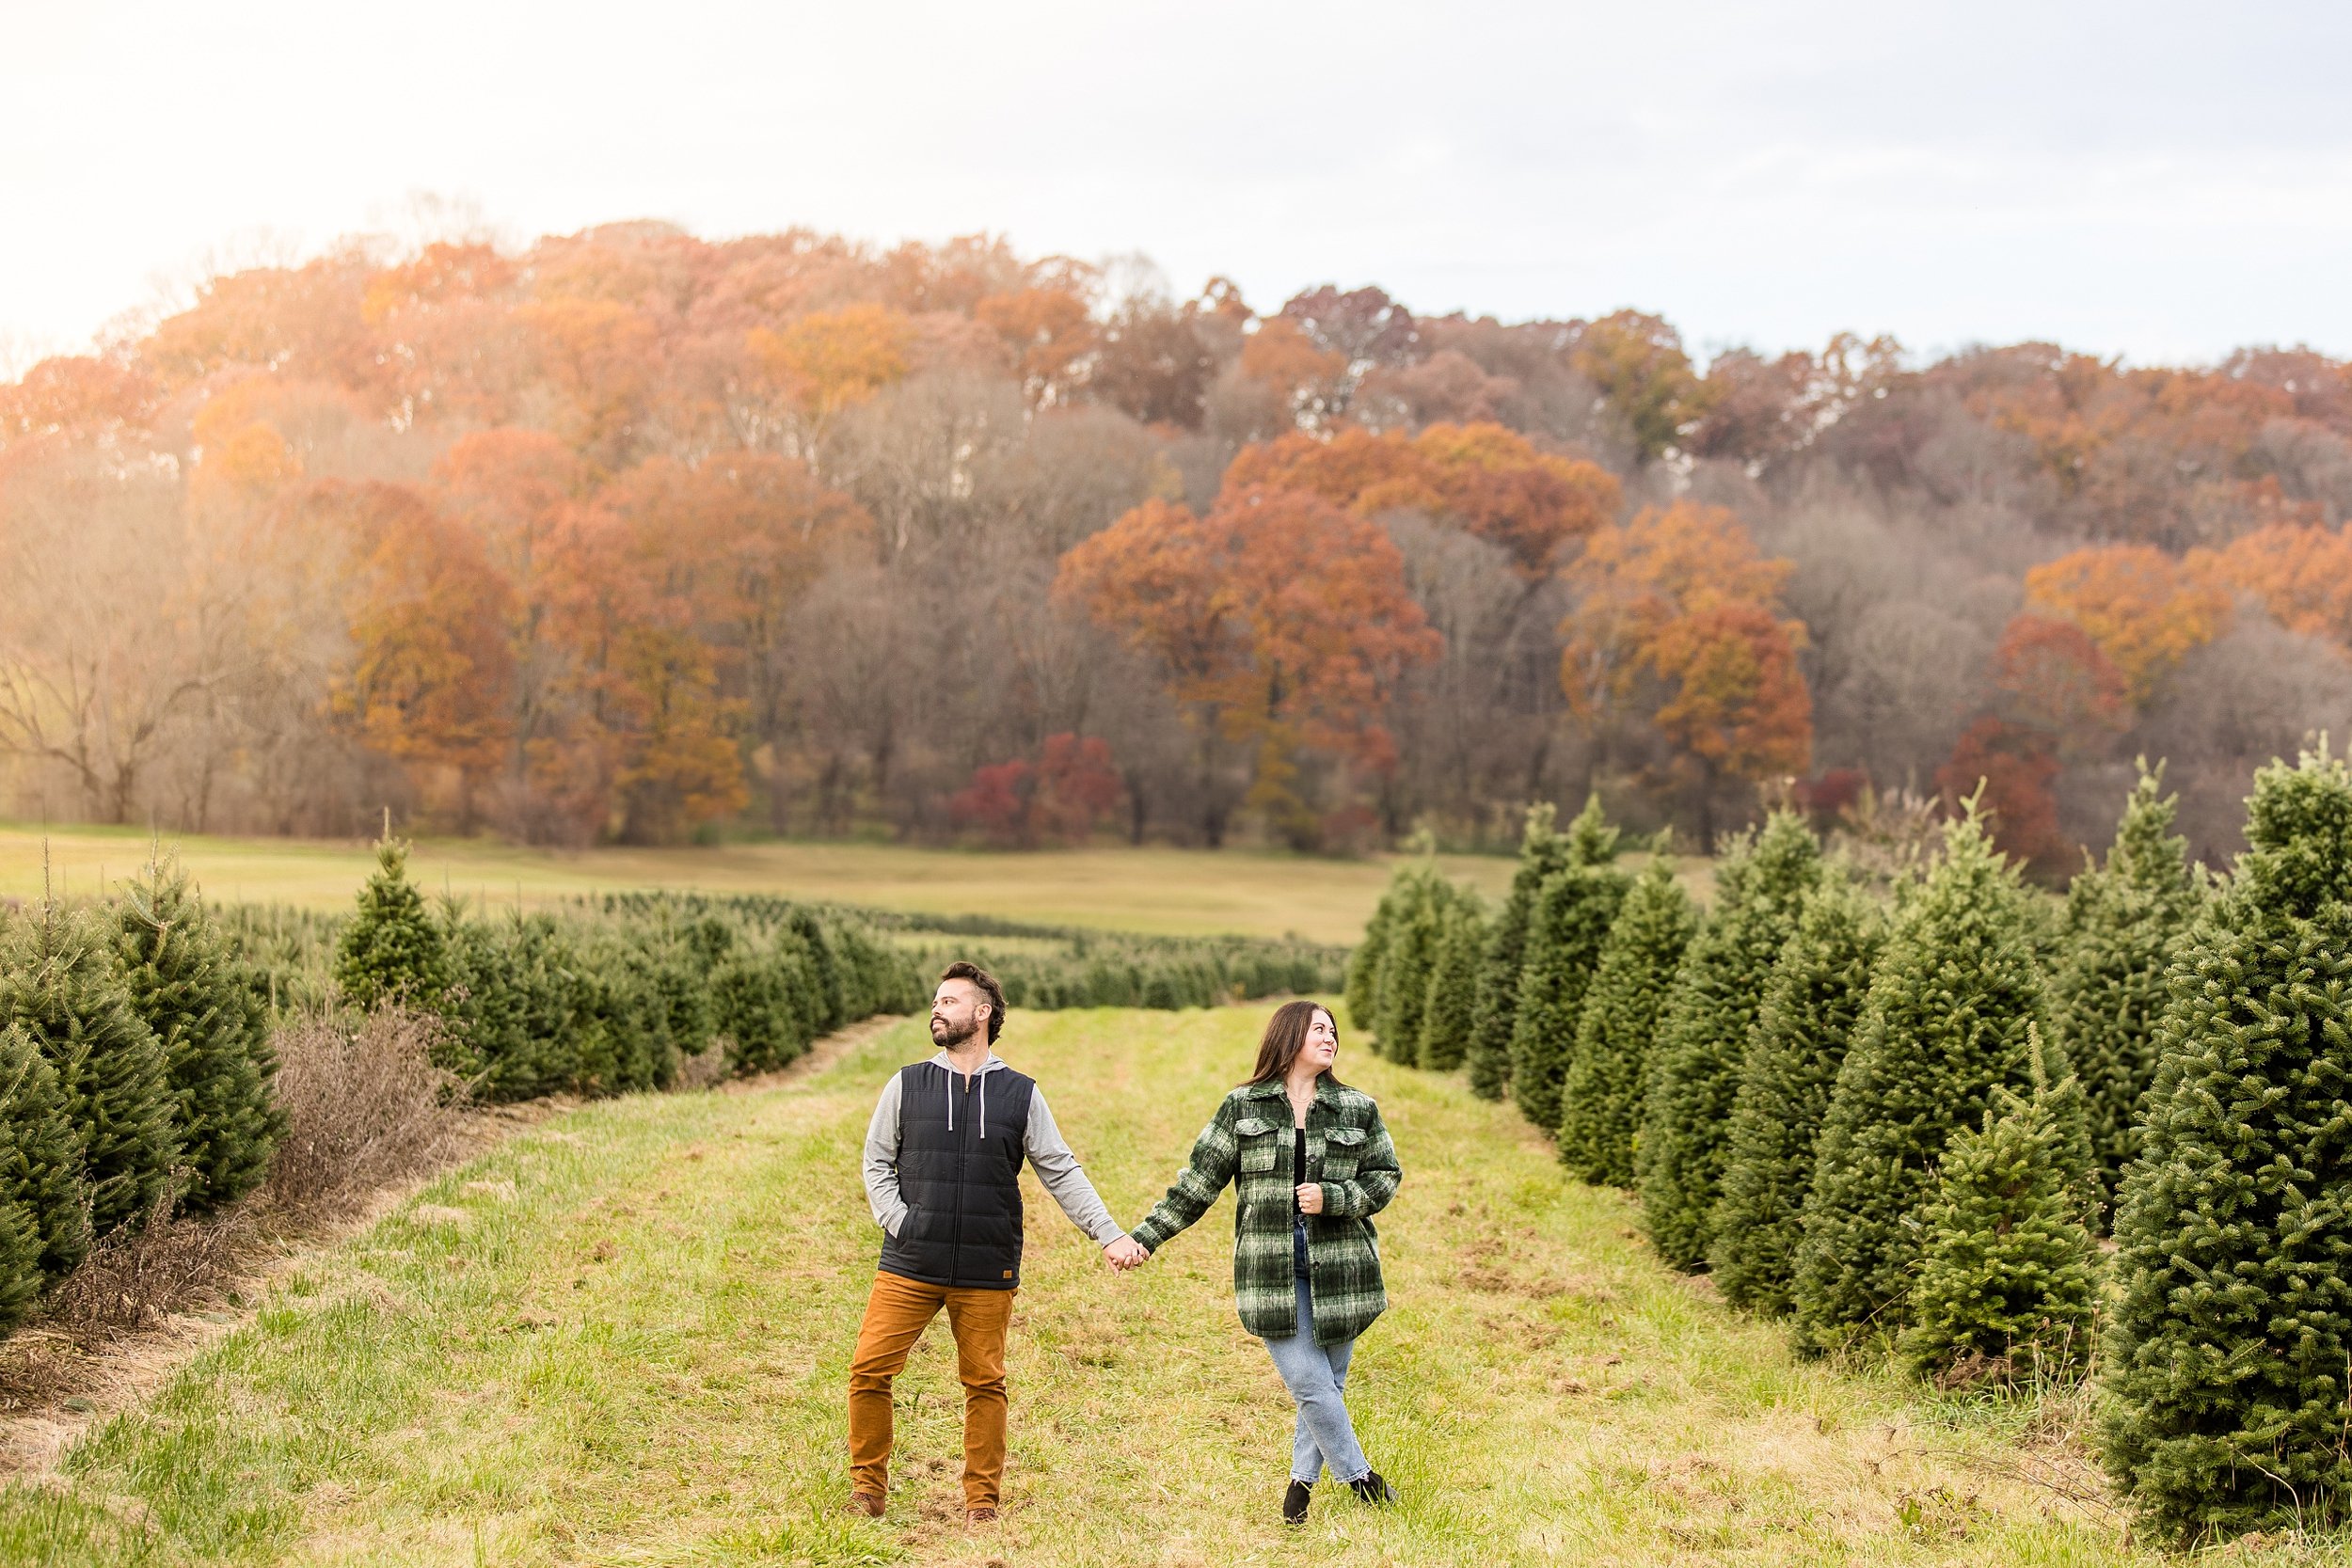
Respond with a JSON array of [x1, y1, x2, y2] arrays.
[[848, 961, 1145, 1523]]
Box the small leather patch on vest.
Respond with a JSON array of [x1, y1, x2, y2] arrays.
[[1002, 1270, 1013, 1279]]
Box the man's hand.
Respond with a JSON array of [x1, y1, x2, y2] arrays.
[[1104, 1236, 1148, 1271], [1295, 1183, 1325, 1215]]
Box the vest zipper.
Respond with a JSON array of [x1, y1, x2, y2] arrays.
[[951, 1069, 970, 1285]]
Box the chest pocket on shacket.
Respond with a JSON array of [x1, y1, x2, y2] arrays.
[[1235, 1117, 1282, 1198], [1321, 1124, 1367, 1182]]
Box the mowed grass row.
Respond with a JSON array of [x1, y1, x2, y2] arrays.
[[0, 826, 1538, 945], [0, 1006, 2175, 1566]]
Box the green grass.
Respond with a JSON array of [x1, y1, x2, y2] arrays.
[[0, 826, 1543, 945], [0, 1004, 2242, 1566]]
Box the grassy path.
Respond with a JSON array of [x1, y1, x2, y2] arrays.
[[0, 1006, 2191, 1565]]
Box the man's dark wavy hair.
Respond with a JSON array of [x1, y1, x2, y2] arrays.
[[940, 961, 1007, 1044]]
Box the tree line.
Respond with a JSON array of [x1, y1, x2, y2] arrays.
[[1350, 752, 2352, 1543], [4, 222, 2352, 861]]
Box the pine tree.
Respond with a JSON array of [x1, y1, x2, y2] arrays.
[[114, 850, 283, 1212], [1373, 870, 1444, 1062], [1417, 889, 1487, 1069], [0, 903, 181, 1242], [2047, 760, 2203, 1225], [334, 834, 451, 1014], [1899, 1054, 2098, 1386], [1344, 885, 1398, 1035], [1557, 854, 1696, 1186], [0, 1021, 83, 1325], [1791, 804, 2071, 1355], [1508, 854, 1630, 1135], [1465, 803, 1569, 1101], [1638, 813, 1821, 1271], [1708, 873, 1884, 1314], [2103, 746, 2352, 1542]]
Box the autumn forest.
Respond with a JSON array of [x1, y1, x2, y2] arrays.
[[6, 221, 2352, 872]]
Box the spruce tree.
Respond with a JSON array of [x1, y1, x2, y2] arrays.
[[114, 851, 283, 1212], [1899, 1057, 2098, 1386], [2047, 761, 2203, 1224], [1638, 813, 1821, 1271], [1417, 889, 1486, 1070], [1465, 803, 1569, 1101], [2103, 746, 2352, 1541], [1373, 870, 1444, 1062], [1343, 883, 1397, 1035], [0, 903, 181, 1242], [1558, 854, 1696, 1187], [1508, 854, 1630, 1135], [334, 834, 451, 1014], [0, 1021, 84, 1323], [1708, 873, 1884, 1313], [1790, 804, 2070, 1355]]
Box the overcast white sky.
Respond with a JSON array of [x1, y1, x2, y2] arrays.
[[5, 0, 2348, 372]]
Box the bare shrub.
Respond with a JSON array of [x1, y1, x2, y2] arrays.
[[39, 1183, 258, 1346], [675, 1039, 732, 1092], [262, 1006, 470, 1215]]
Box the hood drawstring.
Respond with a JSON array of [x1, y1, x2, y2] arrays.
[[942, 1058, 992, 1139]]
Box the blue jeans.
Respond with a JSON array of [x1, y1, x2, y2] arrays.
[[1263, 1220, 1370, 1486]]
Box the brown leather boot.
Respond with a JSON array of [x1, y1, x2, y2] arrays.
[[844, 1493, 884, 1519], [966, 1505, 1000, 1524]]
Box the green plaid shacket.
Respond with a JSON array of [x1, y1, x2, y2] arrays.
[[1131, 1076, 1401, 1346]]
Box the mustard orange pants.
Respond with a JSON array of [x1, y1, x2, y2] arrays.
[[847, 1270, 1016, 1509]]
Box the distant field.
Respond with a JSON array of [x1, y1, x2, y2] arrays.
[[0, 825, 1571, 945]]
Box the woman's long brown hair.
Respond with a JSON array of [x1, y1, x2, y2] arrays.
[[1246, 999, 1345, 1086]]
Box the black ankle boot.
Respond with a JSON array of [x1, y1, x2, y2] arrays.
[[1348, 1471, 1396, 1505], [1282, 1480, 1312, 1525]]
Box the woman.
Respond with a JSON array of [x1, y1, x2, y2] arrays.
[[1125, 1000, 1403, 1525]]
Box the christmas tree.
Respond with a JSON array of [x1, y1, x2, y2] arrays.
[[1464, 803, 1569, 1101], [1790, 802, 2070, 1355], [1637, 813, 1820, 1271], [1557, 853, 1696, 1187], [0, 1020, 84, 1326], [1508, 854, 1630, 1135], [1899, 1051, 2097, 1386], [1, 902, 181, 1242], [2103, 745, 2352, 1541], [1708, 873, 1883, 1314], [2046, 760, 2203, 1223], [1343, 882, 1398, 1035], [1372, 869, 1445, 1062], [1417, 888, 1486, 1070], [333, 832, 451, 1014], [114, 850, 283, 1211]]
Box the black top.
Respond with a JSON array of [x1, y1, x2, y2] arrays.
[[1293, 1125, 1307, 1212]]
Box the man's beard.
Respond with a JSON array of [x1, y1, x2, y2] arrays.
[[930, 1015, 979, 1048]]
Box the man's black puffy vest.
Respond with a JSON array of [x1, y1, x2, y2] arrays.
[[879, 1060, 1035, 1291]]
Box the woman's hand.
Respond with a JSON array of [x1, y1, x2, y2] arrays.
[[1295, 1182, 1325, 1215]]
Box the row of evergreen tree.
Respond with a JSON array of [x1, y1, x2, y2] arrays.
[[314, 840, 928, 1094], [0, 852, 282, 1333], [1350, 755, 2352, 1543]]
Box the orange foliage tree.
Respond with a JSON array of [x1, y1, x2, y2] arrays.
[[302, 482, 515, 820], [2196, 523, 2352, 647], [1054, 485, 1440, 847], [1559, 500, 1810, 841], [2023, 543, 2230, 701], [1222, 422, 1620, 578]]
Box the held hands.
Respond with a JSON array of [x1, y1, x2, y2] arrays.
[[1295, 1182, 1325, 1215], [1103, 1236, 1149, 1272]]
